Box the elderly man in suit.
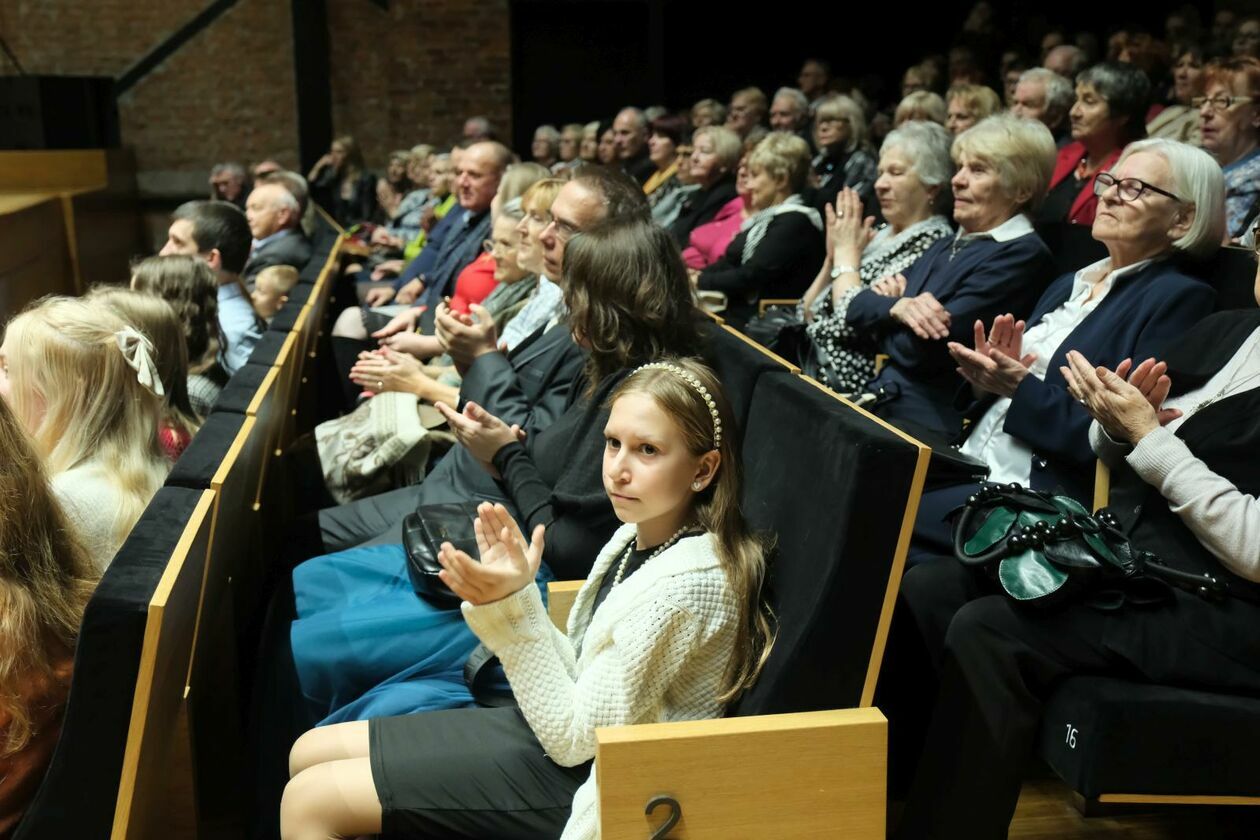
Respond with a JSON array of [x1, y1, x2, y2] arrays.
[[310, 167, 652, 553], [243, 182, 313, 285]]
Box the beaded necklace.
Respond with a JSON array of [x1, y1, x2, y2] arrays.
[[612, 525, 699, 587]]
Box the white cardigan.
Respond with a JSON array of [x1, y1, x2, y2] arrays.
[[462, 524, 740, 840]]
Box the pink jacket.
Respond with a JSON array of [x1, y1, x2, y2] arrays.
[[682, 196, 747, 270]]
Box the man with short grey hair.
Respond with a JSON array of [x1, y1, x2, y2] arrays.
[[612, 106, 655, 185], [1011, 68, 1074, 146], [242, 181, 313, 285], [770, 87, 811, 133]]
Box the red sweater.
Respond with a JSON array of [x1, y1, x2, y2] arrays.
[[1049, 141, 1124, 226], [448, 252, 499, 313]]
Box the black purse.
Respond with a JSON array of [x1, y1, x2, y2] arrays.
[[952, 483, 1229, 610], [403, 502, 482, 607]]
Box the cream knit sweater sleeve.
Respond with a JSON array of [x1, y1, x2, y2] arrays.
[[462, 582, 706, 768]]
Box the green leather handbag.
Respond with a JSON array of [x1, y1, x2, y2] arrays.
[[951, 484, 1229, 609]]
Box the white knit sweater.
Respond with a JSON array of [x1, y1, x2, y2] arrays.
[[462, 524, 740, 840]]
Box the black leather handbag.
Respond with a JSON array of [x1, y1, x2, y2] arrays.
[[952, 483, 1229, 610], [403, 502, 482, 607]]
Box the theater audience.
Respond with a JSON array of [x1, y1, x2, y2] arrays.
[[895, 90, 948, 126], [285, 219, 703, 734], [208, 162, 249, 209], [1234, 16, 1260, 58], [797, 121, 955, 393], [307, 135, 376, 228], [1039, 62, 1151, 226], [1148, 44, 1205, 144], [612, 107, 655, 184], [649, 141, 698, 227], [0, 397, 95, 838], [945, 83, 1002, 135], [1010, 68, 1074, 144], [725, 87, 769, 138], [682, 152, 752, 270], [252, 265, 299, 322], [798, 58, 832, 103], [596, 121, 618, 165], [669, 125, 741, 247], [130, 255, 226, 417], [643, 114, 688, 204], [579, 121, 601, 163], [849, 115, 1058, 435], [242, 182, 313, 285], [0, 297, 168, 572], [811, 94, 879, 212], [462, 116, 496, 143], [281, 356, 769, 840], [1199, 56, 1260, 238], [86, 287, 201, 461], [696, 133, 824, 323], [159, 200, 262, 376], [886, 200, 1257, 840], [909, 138, 1222, 558], [1045, 43, 1089, 79]]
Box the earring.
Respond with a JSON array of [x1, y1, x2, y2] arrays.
[[692, 481, 703, 490]]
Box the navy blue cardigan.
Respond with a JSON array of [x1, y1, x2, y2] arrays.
[[846, 230, 1058, 434], [961, 257, 1217, 501]]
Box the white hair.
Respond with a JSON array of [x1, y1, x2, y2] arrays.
[[1115, 138, 1226, 258], [1019, 68, 1074, 116], [773, 87, 810, 113], [258, 183, 300, 214], [881, 120, 955, 188]]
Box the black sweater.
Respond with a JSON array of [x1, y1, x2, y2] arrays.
[[697, 210, 825, 324]]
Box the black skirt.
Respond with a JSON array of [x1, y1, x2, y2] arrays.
[[370, 705, 592, 839]]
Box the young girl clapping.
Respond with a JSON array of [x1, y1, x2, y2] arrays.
[[281, 358, 774, 840]]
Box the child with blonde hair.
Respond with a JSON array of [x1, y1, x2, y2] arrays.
[[252, 264, 300, 321], [0, 296, 170, 571]]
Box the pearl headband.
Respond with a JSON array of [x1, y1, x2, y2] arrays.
[[115, 327, 165, 398], [632, 362, 722, 450]]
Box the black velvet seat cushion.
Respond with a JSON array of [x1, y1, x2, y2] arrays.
[[266, 282, 315, 333], [212, 364, 271, 415], [246, 330, 287, 368], [14, 487, 204, 840], [1039, 675, 1260, 799], [167, 412, 247, 489], [699, 321, 790, 442], [730, 373, 921, 717]]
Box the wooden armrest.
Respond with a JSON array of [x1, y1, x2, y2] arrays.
[[547, 580, 583, 631], [596, 708, 886, 838], [1093, 460, 1110, 511], [758, 298, 799, 315], [873, 353, 889, 375]]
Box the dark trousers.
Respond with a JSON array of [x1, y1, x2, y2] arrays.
[[884, 558, 1260, 840]]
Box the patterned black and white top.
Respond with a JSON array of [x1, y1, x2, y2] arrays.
[[799, 215, 953, 393]]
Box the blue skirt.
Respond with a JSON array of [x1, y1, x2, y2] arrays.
[[290, 543, 552, 725]]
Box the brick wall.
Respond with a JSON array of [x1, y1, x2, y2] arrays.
[[0, 0, 513, 197]]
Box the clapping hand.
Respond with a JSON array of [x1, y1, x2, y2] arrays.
[[826, 188, 876, 268], [947, 314, 1036, 397], [435, 303, 499, 372], [1061, 352, 1178, 445], [434, 399, 525, 473], [890, 291, 951, 340], [438, 502, 544, 605]]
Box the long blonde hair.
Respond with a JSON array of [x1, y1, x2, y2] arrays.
[[86, 286, 202, 439], [609, 358, 775, 703], [3, 296, 169, 548], [0, 396, 96, 753]]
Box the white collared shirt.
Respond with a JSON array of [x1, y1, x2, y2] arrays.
[[954, 213, 1035, 245], [961, 256, 1152, 485]]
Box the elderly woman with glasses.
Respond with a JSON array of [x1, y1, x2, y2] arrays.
[[810, 94, 879, 213], [905, 138, 1222, 564], [883, 143, 1260, 840], [1198, 56, 1260, 238]]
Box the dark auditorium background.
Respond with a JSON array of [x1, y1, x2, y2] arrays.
[[0, 0, 1208, 246]]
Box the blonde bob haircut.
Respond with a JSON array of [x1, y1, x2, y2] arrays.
[[2, 296, 168, 549], [746, 132, 813, 194], [946, 83, 1003, 121], [951, 114, 1056, 213], [520, 177, 565, 218], [814, 94, 868, 153], [1114, 138, 1226, 258], [895, 91, 947, 126], [691, 125, 743, 173]]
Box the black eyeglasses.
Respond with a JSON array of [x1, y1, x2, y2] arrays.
[[1093, 171, 1183, 203]]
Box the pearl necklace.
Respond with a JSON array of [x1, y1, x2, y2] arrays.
[[612, 525, 697, 587]]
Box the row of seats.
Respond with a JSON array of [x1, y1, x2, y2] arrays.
[[12, 212, 343, 839]]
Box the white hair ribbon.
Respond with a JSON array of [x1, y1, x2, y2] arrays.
[[115, 327, 165, 398]]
